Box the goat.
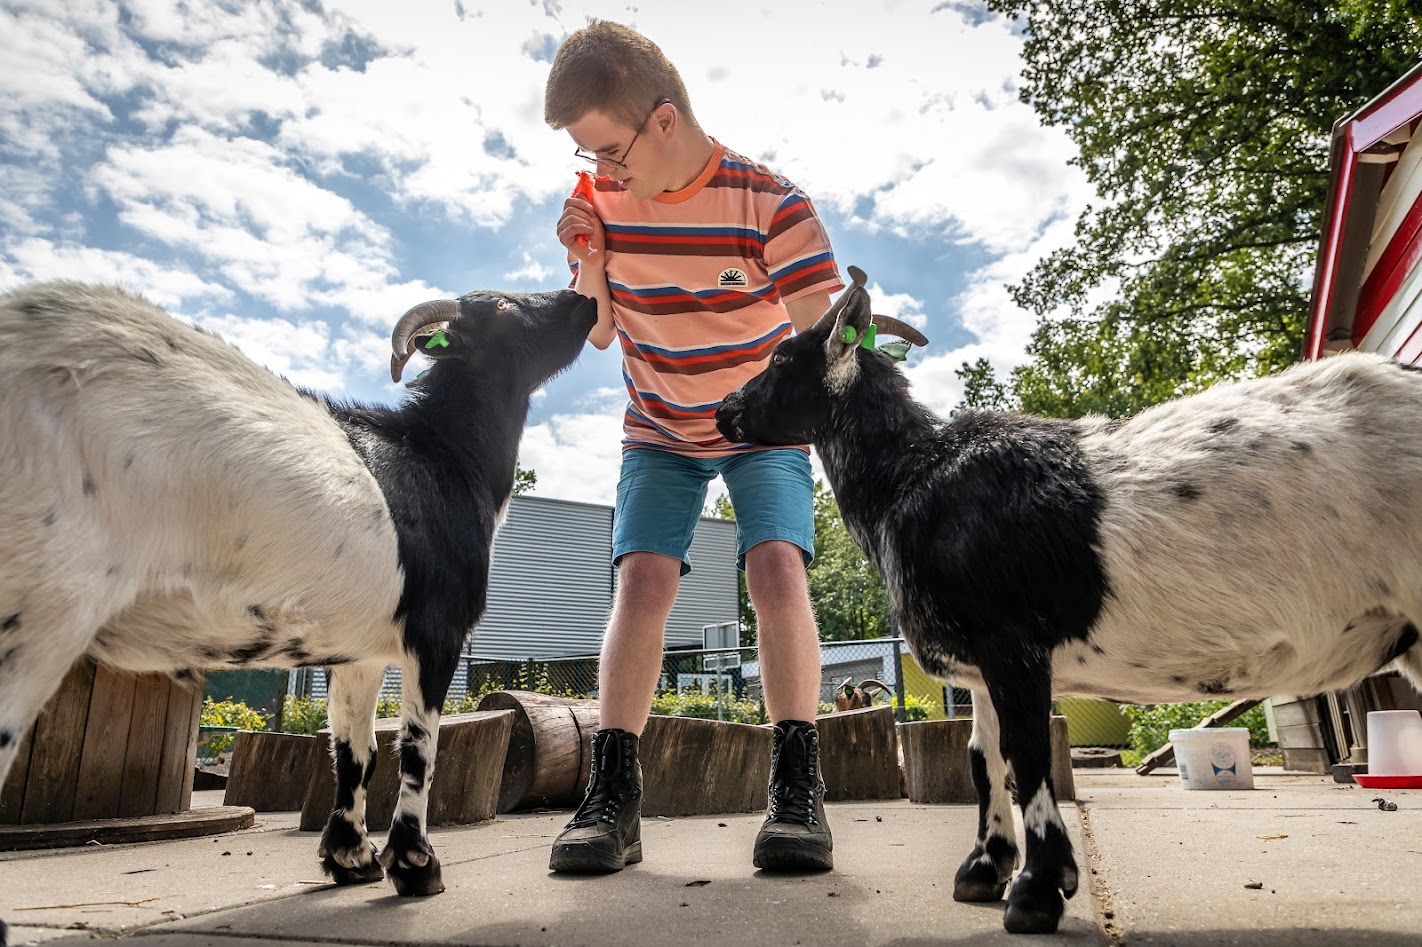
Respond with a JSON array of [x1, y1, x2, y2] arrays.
[[716, 266, 1422, 935], [0, 281, 595, 909], [833, 677, 894, 713]]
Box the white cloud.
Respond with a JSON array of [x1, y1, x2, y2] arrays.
[[518, 406, 626, 505], [0, 237, 232, 309], [0, 0, 1096, 502], [192, 311, 387, 394], [504, 252, 554, 283]]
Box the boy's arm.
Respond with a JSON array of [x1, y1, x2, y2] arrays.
[[575, 255, 617, 350], [786, 290, 833, 334], [557, 191, 616, 349]]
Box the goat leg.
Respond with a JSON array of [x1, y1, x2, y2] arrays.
[[989, 664, 1078, 935], [952, 687, 1018, 902], [378, 648, 458, 896], [318, 663, 384, 884]]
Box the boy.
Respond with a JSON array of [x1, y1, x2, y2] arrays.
[[544, 21, 842, 874]]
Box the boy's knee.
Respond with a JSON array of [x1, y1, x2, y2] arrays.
[[615, 552, 682, 604], [745, 541, 809, 597]]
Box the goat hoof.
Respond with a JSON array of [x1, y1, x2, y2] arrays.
[[318, 821, 382, 884], [1003, 872, 1066, 934], [383, 851, 445, 897], [321, 845, 384, 885], [952, 846, 1013, 902], [953, 876, 1007, 902]]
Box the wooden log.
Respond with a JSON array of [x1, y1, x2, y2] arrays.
[[900, 715, 1074, 804], [816, 705, 901, 801], [299, 710, 515, 831], [476, 690, 600, 812], [225, 731, 323, 812], [640, 715, 773, 817]]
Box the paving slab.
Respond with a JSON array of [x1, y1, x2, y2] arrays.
[[1077, 770, 1422, 946], [9, 770, 1420, 946], [3, 802, 1102, 947]]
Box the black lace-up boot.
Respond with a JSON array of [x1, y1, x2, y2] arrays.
[[753, 719, 833, 871], [549, 728, 643, 873]]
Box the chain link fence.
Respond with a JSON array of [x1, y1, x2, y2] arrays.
[[289, 636, 1136, 747]]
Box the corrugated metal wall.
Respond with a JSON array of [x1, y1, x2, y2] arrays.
[[662, 514, 741, 648], [475, 496, 616, 659]]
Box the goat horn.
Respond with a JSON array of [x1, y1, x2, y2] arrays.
[[871, 314, 930, 347], [812, 265, 872, 334], [390, 299, 460, 383]]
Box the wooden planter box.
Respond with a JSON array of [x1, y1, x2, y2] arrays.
[[899, 715, 1075, 804], [1, 659, 204, 825]]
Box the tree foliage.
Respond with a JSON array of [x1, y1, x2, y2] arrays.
[[984, 0, 1422, 419], [806, 481, 893, 641], [712, 481, 892, 641], [513, 466, 537, 495]]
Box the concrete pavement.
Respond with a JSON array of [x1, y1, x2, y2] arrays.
[[2, 769, 1419, 946]]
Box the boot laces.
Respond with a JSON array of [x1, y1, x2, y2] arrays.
[[568, 735, 633, 828], [768, 727, 819, 826]]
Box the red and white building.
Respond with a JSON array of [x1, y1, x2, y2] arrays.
[[1306, 61, 1422, 363]]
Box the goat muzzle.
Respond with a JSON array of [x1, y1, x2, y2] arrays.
[[390, 299, 460, 382]]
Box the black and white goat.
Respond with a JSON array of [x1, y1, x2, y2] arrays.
[[0, 281, 595, 905], [716, 266, 1422, 935]]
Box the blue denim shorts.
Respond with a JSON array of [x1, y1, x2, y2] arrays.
[[612, 448, 815, 575]]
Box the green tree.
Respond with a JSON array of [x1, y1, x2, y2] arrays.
[[711, 484, 892, 641], [955, 357, 1015, 412], [985, 0, 1422, 419], [513, 466, 537, 495], [806, 481, 892, 641]]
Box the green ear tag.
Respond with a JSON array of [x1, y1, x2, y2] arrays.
[[859, 323, 878, 351], [424, 329, 450, 350], [840, 325, 858, 344]]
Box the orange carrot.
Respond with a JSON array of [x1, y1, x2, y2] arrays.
[[572, 171, 596, 248]]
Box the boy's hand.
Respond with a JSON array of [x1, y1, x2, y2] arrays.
[[557, 196, 606, 266]]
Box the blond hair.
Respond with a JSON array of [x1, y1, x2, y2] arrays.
[[544, 20, 696, 131]]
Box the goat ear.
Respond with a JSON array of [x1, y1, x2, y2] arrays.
[[825, 265, 873, 363], [391, 299, 460, 382]]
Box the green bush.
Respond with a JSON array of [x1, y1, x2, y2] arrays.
[[200, 698, 269, 754], [651, 690, 768, 725], [893, 693, 934, 722], [1120, 701, 1271, 767], [280, 695, 328, 735]]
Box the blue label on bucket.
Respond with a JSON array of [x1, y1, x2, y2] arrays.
[[1210, 743, 1238, 786]]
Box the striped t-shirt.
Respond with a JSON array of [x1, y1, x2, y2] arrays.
[[581, 141, 843, 456]]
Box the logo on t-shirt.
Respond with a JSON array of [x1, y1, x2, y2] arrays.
[[717, 267, 748, 289]]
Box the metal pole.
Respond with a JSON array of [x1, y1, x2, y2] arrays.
[[716, 653, 725, 720], [892, 639, 908, 724]]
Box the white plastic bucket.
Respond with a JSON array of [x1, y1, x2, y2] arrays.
[[1170, 728, 1254, 790], [1366, 710, 1422, 775]]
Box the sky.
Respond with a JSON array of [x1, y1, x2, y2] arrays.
[[0, 0, 1091, 506]]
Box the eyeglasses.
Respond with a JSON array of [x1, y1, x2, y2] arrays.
[[573, 98, 670, 172]]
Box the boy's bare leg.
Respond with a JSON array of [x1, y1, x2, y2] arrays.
[[746, 540, 832, 871], [745, 540, 821, 722], [550, 551, 679, 873], [597, 551, 681, 733]]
